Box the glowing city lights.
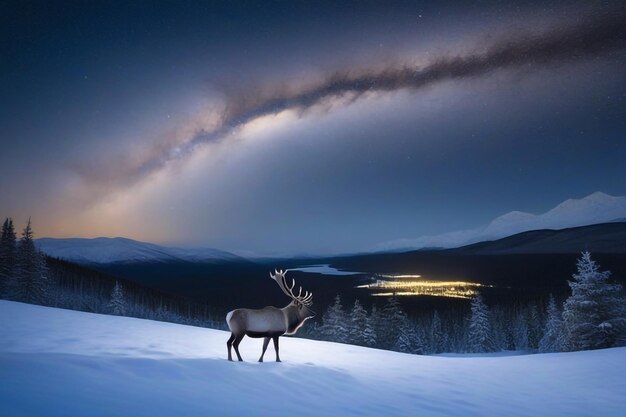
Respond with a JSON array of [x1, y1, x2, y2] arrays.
[[357, 275, 485, 299]]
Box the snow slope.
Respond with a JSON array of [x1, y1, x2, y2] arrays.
[[1, 301, 625, 417], [378, 191, 626, 251], [35, 237, 244, 264]]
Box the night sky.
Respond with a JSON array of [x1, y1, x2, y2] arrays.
[[1, 1, 625, 255]]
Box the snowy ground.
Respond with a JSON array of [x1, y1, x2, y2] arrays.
[[1, 301, 625, 417]]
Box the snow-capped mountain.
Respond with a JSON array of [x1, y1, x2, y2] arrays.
[[377, 192, 626, 251], [35, 237, 244, 264]]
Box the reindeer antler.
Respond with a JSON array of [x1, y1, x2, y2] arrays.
[[270, 269, 313, 306]]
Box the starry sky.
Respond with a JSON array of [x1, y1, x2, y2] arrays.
[[1, 1, 625, 255]]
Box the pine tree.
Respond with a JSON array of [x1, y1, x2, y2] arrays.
[[513, 312, 529, 351], [109, 281, 127, 316], [490, 307, 509, 351], [449, 320, 466, 353], [155, 304, 170, 322], [370, 304, 385, 348], [467, 294, 495, 353], [348, 299, 369, 346], [539, 294, 564, 353], [394, 317, 424, 354], [379, 297, 406, 349], [301, 320, 320, 340], [320, 294, 348, 343], [526, 304, 542, 350], [362, 311, 377, 347], [414, 322, 428, 354], [14, 219, 48, 304], [562, 252, 626, 351], [0, 218, 17, 298], [430, 310, 448, 353]]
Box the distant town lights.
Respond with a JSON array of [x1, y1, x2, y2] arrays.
[[357, 277, 484, 299]]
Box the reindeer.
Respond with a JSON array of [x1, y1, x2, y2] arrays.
[[226, 269, 316, 362]]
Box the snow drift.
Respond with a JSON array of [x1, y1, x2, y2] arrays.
[[1, 300, 625, 417]]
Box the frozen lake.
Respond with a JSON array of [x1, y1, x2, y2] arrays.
[[291, 264, 361, 276]]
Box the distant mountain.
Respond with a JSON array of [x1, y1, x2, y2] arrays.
[[450, 221, 626, 255], [377, 192, 626, 251], [36, 237, 245, 265]]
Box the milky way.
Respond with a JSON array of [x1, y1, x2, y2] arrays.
[[92, 11, 625, 193], [2, 1, 625, 253]]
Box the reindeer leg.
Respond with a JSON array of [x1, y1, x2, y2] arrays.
[[273, 336, 281, 362], [259, 337, 270, 362], [233, 334, 245, 361], [227, 333, 235, 361]]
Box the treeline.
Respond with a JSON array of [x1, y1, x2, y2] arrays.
[[303, 251, 626, 354], [0, 218, 224, 328], [2, 217, 624, 355]]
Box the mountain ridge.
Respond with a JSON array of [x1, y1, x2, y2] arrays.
[[377, 192, 626, 252], [36, 236, 245, 265], [447, 221, 626, 255]]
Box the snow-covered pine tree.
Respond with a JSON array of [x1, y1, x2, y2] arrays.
[[414, 321, 428, 354], [467, 294, 495, 353], [362, 310, 377, 347], [449, 320, 466, 353], [348, 299, 368, 346], [299, 319, 319, 340], [526, 304, 542, 350], [513, 312, 529, 351], [320, 294, 348, 343], [490, 307, 509, 351], [562, 251, 626, 351], [379, 297, 406, 349], [539, 294, 564, 352], [344, 300, 377, 347], [430, 310, 448, 353], [370, 304, 386, 348], [109, 280, 127, 316], [14, 219, 48, 305], [0, 218, 17, 298], [394, 317, 424, 354], [154, 302, 171, 322]]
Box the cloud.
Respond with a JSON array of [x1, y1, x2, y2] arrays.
[[75, 10, 625, 198]]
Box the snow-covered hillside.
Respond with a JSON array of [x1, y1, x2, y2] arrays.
[[378, 191, 626, 251], [35, 237, 243, 264], [1, 301, 624, 417]]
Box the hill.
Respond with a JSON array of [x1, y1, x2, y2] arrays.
[[1, 300, 625, 417], [450, 221, 626, 254], [36, 237, 245, 264]]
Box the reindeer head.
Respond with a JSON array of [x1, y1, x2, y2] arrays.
[[270, 269, 316, 319]]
